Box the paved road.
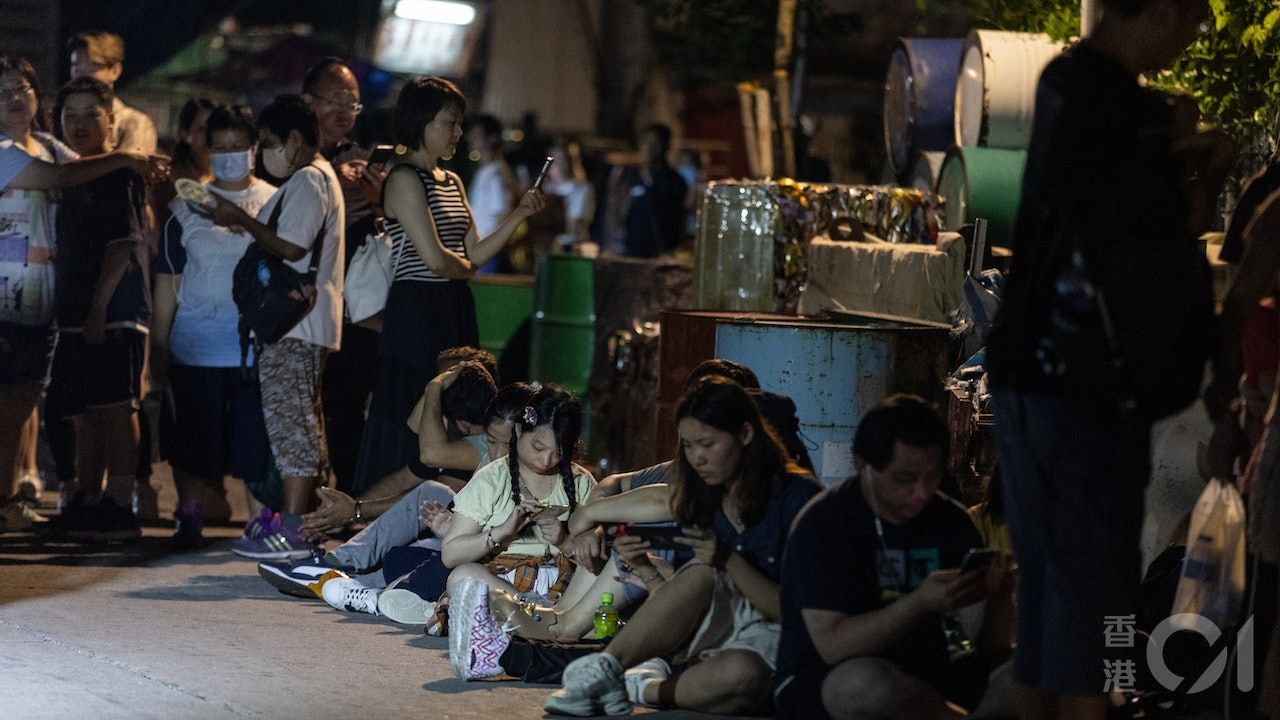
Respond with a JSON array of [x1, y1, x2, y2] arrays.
[[0, 470, 745, 720]]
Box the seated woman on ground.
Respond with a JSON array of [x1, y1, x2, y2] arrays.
[[525, 377, 820, 716], [257, 377, 532, 613], [298, 346, 498, 539], [434, 386, 605, 635]]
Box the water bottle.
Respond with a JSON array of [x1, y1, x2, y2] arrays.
[[593, 592, 619, 639]]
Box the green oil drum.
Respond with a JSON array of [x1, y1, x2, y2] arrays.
[[936, 146, 1027, 249], [470, 274, 534, 363], [530, 255, 596, 396]]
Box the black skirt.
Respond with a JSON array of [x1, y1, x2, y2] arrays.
[[351, 279, 478, 493]]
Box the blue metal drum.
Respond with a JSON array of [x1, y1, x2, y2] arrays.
[[713, 314, 950, 485], [883, 37, 965, 180]]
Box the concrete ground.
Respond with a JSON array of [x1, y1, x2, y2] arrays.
[[0, 465, 752, 720]]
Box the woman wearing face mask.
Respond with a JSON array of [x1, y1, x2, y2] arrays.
[[202, 94, 345, 561], [153, 104, 276, 547]]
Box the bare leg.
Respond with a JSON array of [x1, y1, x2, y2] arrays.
[[819, 656, 959, 720], [605, 563, 715, 668], [446, 562, 518, 596], [0, 383, 40, 497], [280, 474, 316, 516], [99, 403, 140, 505], [492, 560, 631, 640], [75, 413, 107, 498], [18, 404, 38, 479], [642, 650, 770, 714]]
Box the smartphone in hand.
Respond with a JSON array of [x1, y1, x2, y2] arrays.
[[958, 548, 998, 574], [532, 155, 555, 190], [367, 144, 397, 166], [615, 523, 685, 551]]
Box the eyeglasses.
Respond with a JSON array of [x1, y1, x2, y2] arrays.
[[312, 94, 363, 115], [0, 83, 34, 98]]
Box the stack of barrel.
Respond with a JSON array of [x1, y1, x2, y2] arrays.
[[883, 30, 1066, 248]]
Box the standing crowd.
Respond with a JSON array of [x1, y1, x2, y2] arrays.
[[3, 0, 1280, 717]]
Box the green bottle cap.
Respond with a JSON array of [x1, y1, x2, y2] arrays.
[[601, 592, 614, 604]]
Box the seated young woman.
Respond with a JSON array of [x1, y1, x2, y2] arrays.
[[440, 386, 634, 641], [525, 376, 822, 716]]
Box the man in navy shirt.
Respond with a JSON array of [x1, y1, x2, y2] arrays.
[[775, 395, 1014, 720]]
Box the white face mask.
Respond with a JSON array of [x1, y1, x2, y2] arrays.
[[210, 149, 255, 182], [261, 143, 294, 179]]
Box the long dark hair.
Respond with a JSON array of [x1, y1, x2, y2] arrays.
[[484, 382, 535, 427], [507, 385, 583, 512], [673, 377, 804, 528]]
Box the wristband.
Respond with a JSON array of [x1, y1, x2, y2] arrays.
[[353, 501, 363, 524], [486, 527, 498, 550]]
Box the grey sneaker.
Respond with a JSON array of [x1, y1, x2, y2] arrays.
[[623, 657, 671, 707], [544, 652, 631, 716], [377, 575, 435, 626]]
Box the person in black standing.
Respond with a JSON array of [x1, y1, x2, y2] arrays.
[[301, 57, 386, 496], [984, 1, 1233, 718], [604, 123, 687, 258]]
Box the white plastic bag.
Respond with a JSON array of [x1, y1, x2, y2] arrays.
[[1170, 478, 1246, 629], [342, 229, 399, 324]]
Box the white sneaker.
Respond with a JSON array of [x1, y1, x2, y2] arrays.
[[377, 587, 435, 626], [623, 657, 671, 707], [321, 577, 380, 615], [544, 652, 631, 716]]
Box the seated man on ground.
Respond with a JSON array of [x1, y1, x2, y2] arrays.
[[297, 346, 500, 539], [774, 394, 1015, 720], [254, 369, 524, 611], [477, 377, 818, 715]]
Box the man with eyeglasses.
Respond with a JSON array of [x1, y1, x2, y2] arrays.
[[67, 31, 157, 155], [300, 57, 385, 497]]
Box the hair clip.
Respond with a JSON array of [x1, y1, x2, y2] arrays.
[[522, 406, 538, 425]]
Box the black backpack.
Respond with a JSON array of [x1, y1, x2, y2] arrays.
[[232, 166, 330, 368]]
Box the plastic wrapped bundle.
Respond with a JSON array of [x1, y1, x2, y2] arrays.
[[693, 179, 944, 313]]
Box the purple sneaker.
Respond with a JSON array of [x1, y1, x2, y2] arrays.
[[241, 508, 281, 540], [173, 502, 204, 550], [231, 523, 315, 560]]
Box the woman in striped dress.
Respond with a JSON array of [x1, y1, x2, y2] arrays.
[[352, 77, 543, 492]]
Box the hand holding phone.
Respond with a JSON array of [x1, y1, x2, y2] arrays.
[[616, 523, 685, 551], [959, 548, 998, 574], [367, 144, 397, 166], [532, 155, 555, 190]]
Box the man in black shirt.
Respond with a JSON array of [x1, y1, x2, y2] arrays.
[[984, 1, 1228, 718], [50, 77, 151, 540], [605, 123, 688, 258], [776, 395, 1013, 720]]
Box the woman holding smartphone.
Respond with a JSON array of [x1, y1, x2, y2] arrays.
[[351, 77, 544, 496]]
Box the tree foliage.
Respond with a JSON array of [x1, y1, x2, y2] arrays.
[[630, 0, 860, 85]]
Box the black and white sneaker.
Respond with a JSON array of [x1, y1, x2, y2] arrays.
[[257, 558, 350, 599]]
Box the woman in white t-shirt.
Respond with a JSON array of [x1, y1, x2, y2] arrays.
[[154, 105, 276, 546], [543, 141, 594, 250], [0, 55, 77, 504]]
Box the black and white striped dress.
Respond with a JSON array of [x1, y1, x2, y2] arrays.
[[386, 166, 471, 282], [352, 165, 481, 492]]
